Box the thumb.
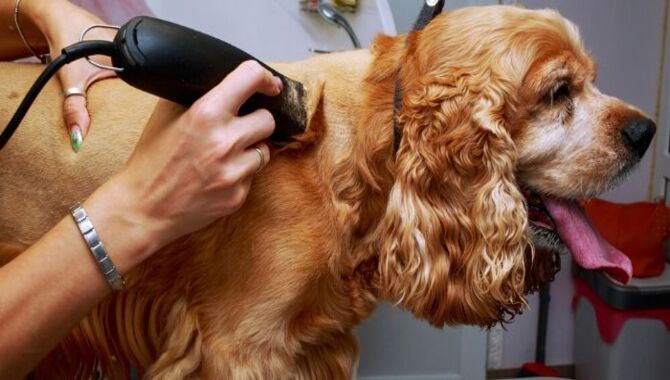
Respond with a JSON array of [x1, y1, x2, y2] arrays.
[[59, 63, 117, 152], [62, 88, 90, 153]]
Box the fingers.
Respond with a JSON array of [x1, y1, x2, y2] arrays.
[[62, 93, 90, 153], [248, 144, 271, 175], [58, 52, 117, 152], [204, 60, 283, 116], [225, 108, 276, 150], [223, 144, 271, 181]]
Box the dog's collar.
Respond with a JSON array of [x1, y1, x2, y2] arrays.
[[393, 0, 445, 153]]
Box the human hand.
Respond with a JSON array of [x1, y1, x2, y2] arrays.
[[22, 0, 117, 152], [92, 61, 280, 264]]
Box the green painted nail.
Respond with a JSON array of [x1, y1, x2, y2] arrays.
[[70, 126, 83, 153]]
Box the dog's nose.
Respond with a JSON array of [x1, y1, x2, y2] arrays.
[[621, 118, 656, 159]]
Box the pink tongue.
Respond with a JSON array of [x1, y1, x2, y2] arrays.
[[542, 197, 632, 284]]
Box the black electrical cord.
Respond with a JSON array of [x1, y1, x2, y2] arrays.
[[0, 40, 117, 150]]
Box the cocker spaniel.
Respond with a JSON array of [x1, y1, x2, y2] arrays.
[[0, 5, 656, 379]]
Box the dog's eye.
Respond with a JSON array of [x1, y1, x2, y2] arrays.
[[545, 82, 571, 105]]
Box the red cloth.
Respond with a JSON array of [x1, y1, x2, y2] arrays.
[[581, 199, 669, 278]]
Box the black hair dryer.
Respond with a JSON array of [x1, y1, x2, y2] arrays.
[[0, 16, 306, 150], [111, 16, 307, 143]]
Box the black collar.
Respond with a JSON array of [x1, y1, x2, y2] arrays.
[[393, 0, 445, 153]]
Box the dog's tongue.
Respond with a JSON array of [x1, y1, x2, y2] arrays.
[[542, 197, 632, 284]]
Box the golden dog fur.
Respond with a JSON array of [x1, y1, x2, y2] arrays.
[[0, 6, 649, 378]]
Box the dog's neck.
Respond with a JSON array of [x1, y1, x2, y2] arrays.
[[274, 35, 410, 277], [332, 35, 408, 236], [289, 35, 411, 291]]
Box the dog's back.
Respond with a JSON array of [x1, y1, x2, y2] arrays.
[[0, 63, 156, 243]]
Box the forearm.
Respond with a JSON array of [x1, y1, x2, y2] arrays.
[[0, 178, 158, 378], [0, 0, 61, 60]]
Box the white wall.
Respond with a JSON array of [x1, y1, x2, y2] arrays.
[[144, 0, 395, 61]]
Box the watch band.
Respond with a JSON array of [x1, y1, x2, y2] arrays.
[[69, 202, 125, 291]]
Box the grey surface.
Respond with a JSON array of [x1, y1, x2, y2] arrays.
[[388, 0, 499, 34], [654, 1, 670, 202], [357, 304, 461, 377], [357, 304, 487, 379], [574, 297, 670, 380], [386, 0, 424, 33]]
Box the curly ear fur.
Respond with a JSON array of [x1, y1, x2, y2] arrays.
[[330, 24, 545, 326], [376, 87, 530, 326], [370, 21, 537, 326]]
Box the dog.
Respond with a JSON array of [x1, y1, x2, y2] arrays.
[[0, 5, 656, 379]]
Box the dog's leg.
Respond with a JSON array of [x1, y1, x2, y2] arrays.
[[145, 298, 203, 379]]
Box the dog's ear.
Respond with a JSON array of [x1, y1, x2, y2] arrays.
[[375, 68, 531, 326], [303, 77, 325, 129]]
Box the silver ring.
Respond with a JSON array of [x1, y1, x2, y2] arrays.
[[64, 87, 86, 99], [254, 147, 265, 173]]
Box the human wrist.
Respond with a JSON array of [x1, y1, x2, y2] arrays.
[[81, 176, 164, 274]]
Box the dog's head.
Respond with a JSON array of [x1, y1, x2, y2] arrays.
[[364, 6, 655, 326]]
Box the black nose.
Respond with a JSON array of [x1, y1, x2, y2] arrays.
[[621, 118, 656, 159]]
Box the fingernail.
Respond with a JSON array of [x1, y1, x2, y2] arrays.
[[70, 126, 83, 153], [275, 77, 283, 92]]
